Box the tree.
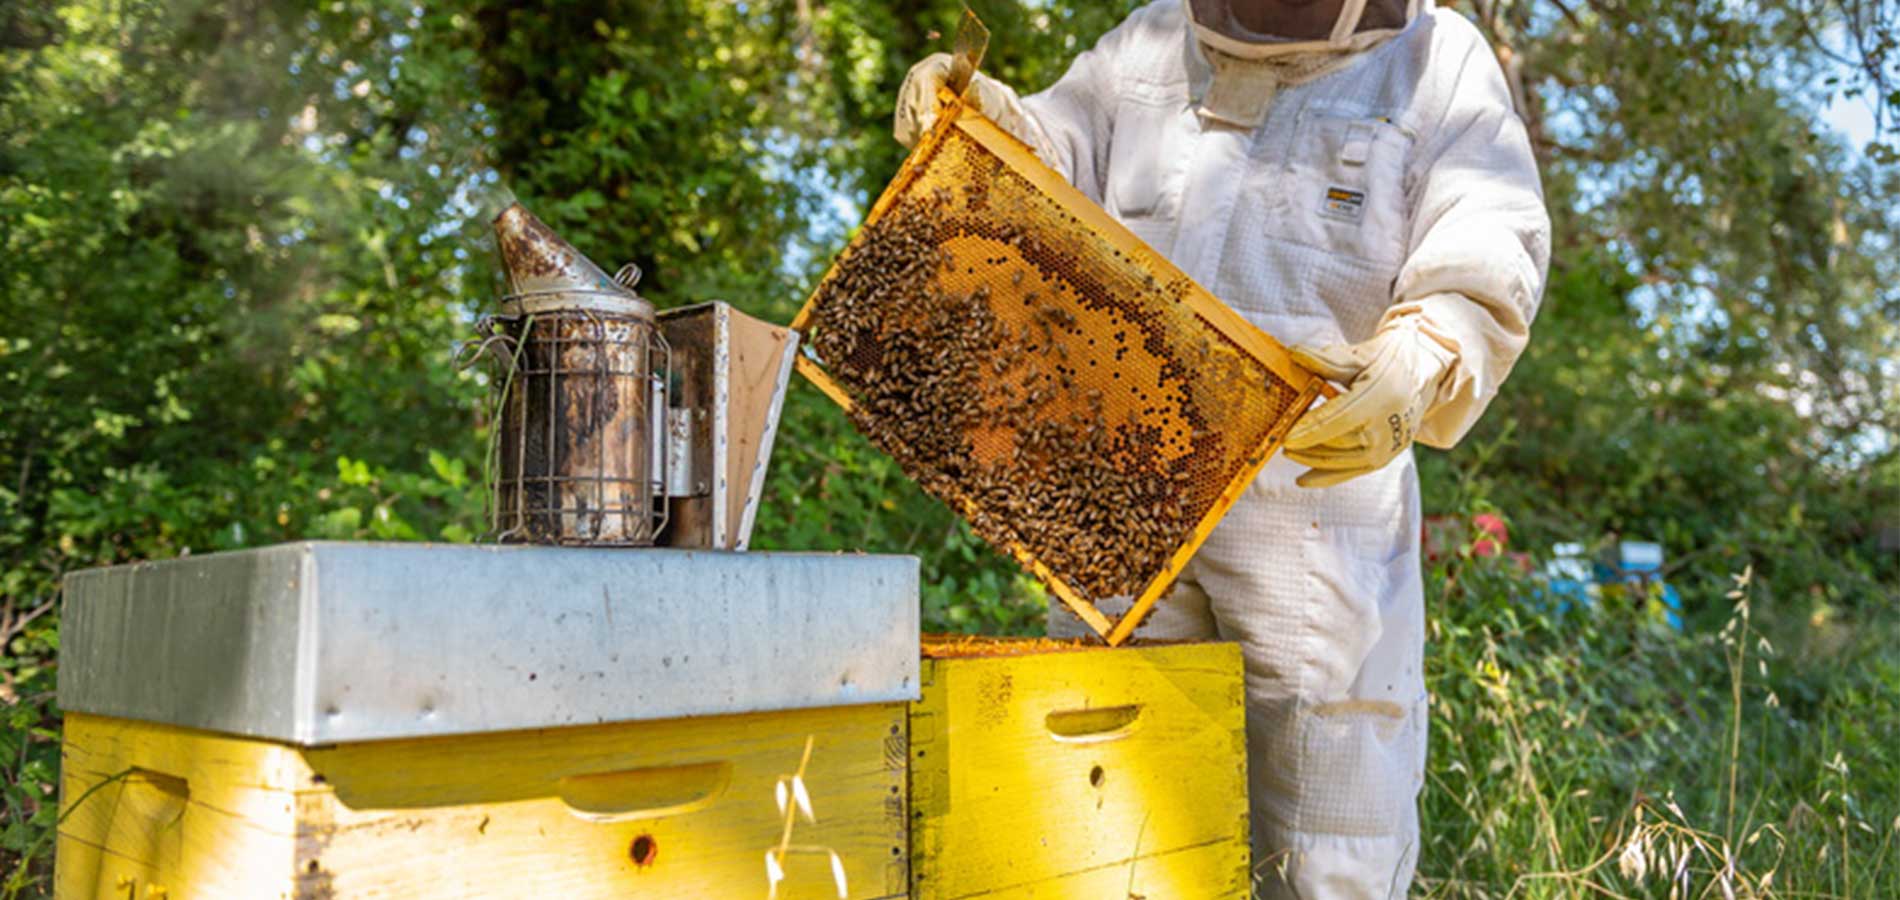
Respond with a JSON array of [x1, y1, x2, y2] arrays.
[[1, 1, 493, 880], [1438, 0, 1899, 601]]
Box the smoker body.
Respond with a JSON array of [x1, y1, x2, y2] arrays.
[[487, 204, 671, 546], [492, 303, 667, 545]]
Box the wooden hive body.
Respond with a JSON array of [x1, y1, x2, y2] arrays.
[[57, 705, 909, 899], [908, 639, 1251, 899]]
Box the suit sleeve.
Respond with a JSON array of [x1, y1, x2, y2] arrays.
[[1017, 11, 1147, 204], [1386, 25, 1551, 449]]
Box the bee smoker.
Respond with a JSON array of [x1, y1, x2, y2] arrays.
[[474, 203, 798, 549]]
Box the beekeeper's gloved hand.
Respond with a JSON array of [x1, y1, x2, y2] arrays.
[[894, 53, 1042, 150], [1284, 316, 1459, 489]]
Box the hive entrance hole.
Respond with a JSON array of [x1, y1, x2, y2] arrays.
[[630, 834, 659, 867]]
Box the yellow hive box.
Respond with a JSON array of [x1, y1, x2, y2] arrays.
[[57, 705, 909, 900], [909, 638, 1250, 899]]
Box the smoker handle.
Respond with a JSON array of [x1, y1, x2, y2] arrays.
[[455, 315, 521, 373], [648, 328, 672, 539]]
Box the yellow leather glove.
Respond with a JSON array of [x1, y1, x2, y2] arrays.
[[1284, 318, 1458, 488], [893, 53, 1041, 150]]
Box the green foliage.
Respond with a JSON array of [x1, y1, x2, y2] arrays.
[[0, 2, 493, 890], [1436, 0, 1900, 614], [1420, 248, 1898, 611], [1417, 539, 1900, 896], [463, 0, 809, 306], [0, 0, 1895, 895]]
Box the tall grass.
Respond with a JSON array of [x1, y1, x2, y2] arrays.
[[1419, 550, 1900, 898]]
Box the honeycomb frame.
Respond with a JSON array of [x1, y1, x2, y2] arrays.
[[793, 96, 1327, 645]]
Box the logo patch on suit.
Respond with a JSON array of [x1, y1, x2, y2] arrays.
[[1319, 186, 1366, 224]]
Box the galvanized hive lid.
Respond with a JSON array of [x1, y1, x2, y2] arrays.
[[493, 202, 654, 318], [57, 542, 921, 744]]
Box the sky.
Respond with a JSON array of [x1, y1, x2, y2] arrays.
[[1822, 90, 1882, 153]]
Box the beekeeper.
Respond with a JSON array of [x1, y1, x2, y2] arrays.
[[895, 1, 1550, 896]]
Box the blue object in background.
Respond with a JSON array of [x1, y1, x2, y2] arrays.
[[1538, 540, 1683, 629], [1542, 542, 1595, 613], [1593, 541, 1684, 630]]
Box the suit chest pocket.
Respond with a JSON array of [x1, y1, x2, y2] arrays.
[[1276, 110, 1414, 266], [1104, 94, 1193, 221]]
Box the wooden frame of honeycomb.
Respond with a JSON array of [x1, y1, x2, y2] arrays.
[[793, 92, 1326, 646]]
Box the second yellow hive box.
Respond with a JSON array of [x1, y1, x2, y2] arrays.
[[910, 638, 1251, 899]]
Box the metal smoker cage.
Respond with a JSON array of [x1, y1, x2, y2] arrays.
[[479, 268, 672, 547], [792, 96, 1326, 645]]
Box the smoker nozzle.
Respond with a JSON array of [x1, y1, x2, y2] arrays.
[[493, 203, 647, 313]]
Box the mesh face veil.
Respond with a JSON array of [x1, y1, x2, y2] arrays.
[[1185, 0, 1424, 128], [1187, 0, 1421, 59]]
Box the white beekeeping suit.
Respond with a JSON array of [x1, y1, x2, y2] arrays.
[[895, 0, 1549, 897]]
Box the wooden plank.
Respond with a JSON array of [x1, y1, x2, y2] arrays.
[[910, 643, 1249, 900], [794, 353, 857, 413], [59, 704, 909, 900]]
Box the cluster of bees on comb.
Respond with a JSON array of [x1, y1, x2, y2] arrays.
[[807, 185, 1202, 602]]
